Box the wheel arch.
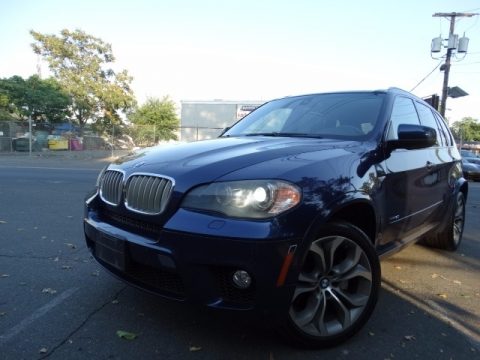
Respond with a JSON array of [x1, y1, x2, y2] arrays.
[[326, 199, 377, 246], [458, 178, 468, 200]]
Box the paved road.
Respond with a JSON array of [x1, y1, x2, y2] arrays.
[[0, 156, 479, 359]]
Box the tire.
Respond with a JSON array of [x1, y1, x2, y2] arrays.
[[280, 221, 380, 348], [424, 192, 466, 251]]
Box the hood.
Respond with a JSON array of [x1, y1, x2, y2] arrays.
[[111, 136, 361, 191]]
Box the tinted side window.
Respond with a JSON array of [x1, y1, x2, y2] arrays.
[[387, 97, 420, 140], [434, 116, 447, 146], [415, 102, 440, 146], [435, 113, 453, 146]]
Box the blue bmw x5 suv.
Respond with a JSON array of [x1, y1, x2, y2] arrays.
[[84, 88, 467, 347]]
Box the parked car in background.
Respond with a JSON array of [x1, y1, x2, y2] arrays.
[[462, 158, 480, 181], [461, 149, 480, 165], [84, 87, 467, 348]]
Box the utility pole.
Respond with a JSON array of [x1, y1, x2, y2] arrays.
[[432, 12, 478, 117], [28, 113, 32, 157]]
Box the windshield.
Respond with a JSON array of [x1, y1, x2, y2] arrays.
[[223, 92, 385, 139]]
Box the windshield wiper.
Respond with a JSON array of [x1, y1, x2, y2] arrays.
[[243, 132, 323, 138]]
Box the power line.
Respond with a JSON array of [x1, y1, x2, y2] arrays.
[[410, 61, 443, 92]]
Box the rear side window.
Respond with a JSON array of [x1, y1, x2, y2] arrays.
[[415, 102, 440, 146], [387, 97, 420, 140], [434, 113, 453, 146]]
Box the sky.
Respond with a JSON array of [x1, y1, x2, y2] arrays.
[[1, 0, 479, 124]]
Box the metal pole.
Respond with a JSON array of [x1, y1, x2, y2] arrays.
[[28, 114, 32, 156], [439, 15, 456, 118], [111, 124, 114, 158], [433, 12, 479, 118]]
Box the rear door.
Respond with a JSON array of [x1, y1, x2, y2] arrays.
[[380, 96, 441, 245], [414, 101, 455, 225]]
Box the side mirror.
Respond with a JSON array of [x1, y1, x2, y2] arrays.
[[387, 124, 436, 151]]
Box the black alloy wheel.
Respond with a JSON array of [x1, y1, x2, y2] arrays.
[[282, 222, 380, 348]]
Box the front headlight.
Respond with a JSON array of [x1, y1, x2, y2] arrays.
[[181, 180, 301, 219]]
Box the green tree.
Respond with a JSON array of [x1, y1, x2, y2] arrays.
[[30, 29, 136, 130], [0, 86, 16, 121], [0, 75, 71, 122], [128, 97, 179, 146], [451, 117, 480, 142]]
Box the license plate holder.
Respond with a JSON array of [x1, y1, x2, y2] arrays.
[[95, 232, 127, 271]]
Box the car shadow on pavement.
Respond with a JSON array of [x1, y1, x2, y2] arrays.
[[49, 277, 479, 360]]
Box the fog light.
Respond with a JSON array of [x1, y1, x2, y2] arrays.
[[232, 270, 252, 289]]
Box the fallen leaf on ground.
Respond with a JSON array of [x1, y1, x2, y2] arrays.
[[112, 299, 119, 304], [431, 273, 439, 279], [368, 331, 375, 336], [42, 288, 57, 294], [65, 243, 76, 249], [61, 265, 72, 270], [404, 335, 416, 341], [0, 220, 7, 224], [437, 293, 448, 299], [1, 274, 10, 278], [394, 266, 402, 270], [39, 347, 48, 354], [0, 312, 6, 316], [116, 330, 138, 340], [453, 280, 462, 285], [189, 345, 202, 352]]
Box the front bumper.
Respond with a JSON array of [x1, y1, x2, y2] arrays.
[[84, 193, 301, 314]]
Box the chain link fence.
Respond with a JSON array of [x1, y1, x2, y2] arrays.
[[0, 121, 226, 156]]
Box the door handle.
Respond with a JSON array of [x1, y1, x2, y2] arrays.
[[426, 161, 434, 170]]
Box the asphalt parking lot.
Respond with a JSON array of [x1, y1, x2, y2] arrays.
[[0, 153, 479, 359]]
